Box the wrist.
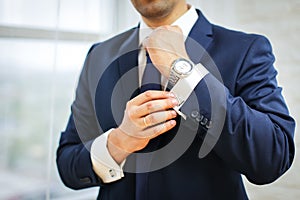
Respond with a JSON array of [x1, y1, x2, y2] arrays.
[[108, 128, 132, 153], [107, 129, 131, 164], [110, 128, 149, 153]]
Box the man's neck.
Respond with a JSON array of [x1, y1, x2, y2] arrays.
[[142, 3, 189, 28]]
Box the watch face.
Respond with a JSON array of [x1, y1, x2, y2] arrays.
[[174, 59, 193, 75]]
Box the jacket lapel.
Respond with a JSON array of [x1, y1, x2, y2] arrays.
[[117, 27, 141, 99], [96, 28, 140, 129], [186, 9, 213, 64]]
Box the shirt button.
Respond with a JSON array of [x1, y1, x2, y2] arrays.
[[109, 169, 116, 178]]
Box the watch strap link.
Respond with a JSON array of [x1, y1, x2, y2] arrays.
[[170, 63, 209, 119], [168, 70, 180, 88]]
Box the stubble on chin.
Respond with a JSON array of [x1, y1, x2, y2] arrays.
[[133, 0, 174, 20]]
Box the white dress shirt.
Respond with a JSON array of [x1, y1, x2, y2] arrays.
[[90, 6, 203, 183]]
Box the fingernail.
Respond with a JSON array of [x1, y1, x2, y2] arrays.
[[171, 111, 177, 117], [168, 92, 175, 98], [171, 98, 178, 105], [170, 120, 176, 126]]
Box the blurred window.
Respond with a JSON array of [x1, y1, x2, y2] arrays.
[[0, 0, 139, 199]]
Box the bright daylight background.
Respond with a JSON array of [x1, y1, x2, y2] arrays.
[[0, 0, 299, 199]]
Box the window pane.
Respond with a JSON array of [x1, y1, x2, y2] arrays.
[[0, 0, 112, 34], [0, 0, 113, 198], [0, 0, 58, 29]]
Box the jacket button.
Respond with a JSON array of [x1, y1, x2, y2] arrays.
[[196, 115, 204, 122], [191, 110, 199, 118], [201, 117, 208, 126], [206, 120, 212, 129]]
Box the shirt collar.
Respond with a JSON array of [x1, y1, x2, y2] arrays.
[[139, 5, 198, 45]]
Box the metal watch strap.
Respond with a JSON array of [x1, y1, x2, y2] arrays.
[[168, 70, 180, 88], [170, 63, 209, 119]]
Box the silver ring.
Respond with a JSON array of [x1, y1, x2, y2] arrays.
[[143, 117, 148, 127]]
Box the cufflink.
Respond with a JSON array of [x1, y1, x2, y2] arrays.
[[173, 106, 187, 120], [109, 169, 116, 178]]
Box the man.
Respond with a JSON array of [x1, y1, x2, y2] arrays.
[[56, 0, 295, 199]]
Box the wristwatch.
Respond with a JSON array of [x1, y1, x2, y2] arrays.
[[168, 58, 194, 88]]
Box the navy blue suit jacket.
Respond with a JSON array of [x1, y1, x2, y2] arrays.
[[56, 10, 295, 200]]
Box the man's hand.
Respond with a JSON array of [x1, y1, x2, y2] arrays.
[[143, 25, 190, 78], [108, 91, 178, 164]]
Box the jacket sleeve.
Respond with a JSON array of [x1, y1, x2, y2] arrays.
[[56, 115, 102, 189], [183, 35, 295, 185]]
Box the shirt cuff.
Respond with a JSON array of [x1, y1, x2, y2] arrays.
[[171, 63, 209, 119], [90, 129, 126, 183]]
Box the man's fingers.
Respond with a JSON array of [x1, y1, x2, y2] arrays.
[[143, 110, 177, 128], [143, 119, 177, 139], [131, 110, 177, 138], [130, 90, 175, 105], [136, 98, 178, 117]]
